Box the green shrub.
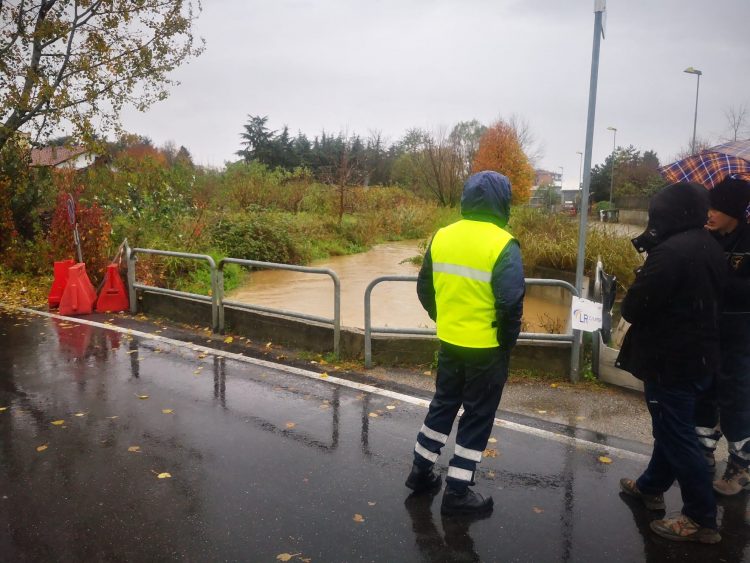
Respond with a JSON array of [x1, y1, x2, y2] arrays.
[[509, 206, 641, 290], [209, 212, 307, 264]]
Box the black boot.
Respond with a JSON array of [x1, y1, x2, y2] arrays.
[[441, 487, 493, 516], [405, 464, 442, 494]]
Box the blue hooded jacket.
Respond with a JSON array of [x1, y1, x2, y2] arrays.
[[417, 171, 525, 349]]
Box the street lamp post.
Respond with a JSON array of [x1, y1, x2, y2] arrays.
[[607, 126, 617, 204], [684, 67, 702, 154]]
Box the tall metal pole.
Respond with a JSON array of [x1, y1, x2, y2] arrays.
[[607, 127, 617, 204], [684, 67, 702, 154], [571, 1, 606, 382], [576, 151, 583, 189], [691, 73, 701, 153]]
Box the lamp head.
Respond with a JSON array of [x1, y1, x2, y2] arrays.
[[607, 126, 617, 132], [684, 67, 703, 76]]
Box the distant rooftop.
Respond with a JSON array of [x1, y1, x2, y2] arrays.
[[30, 145, 89, 167]]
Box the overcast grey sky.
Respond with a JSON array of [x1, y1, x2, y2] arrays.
[[121, 0, 750, 188]]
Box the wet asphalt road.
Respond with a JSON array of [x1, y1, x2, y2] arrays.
[[1, 309, 749, 562]]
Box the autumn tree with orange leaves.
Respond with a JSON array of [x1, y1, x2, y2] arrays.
[[472, 120, 535, 204]]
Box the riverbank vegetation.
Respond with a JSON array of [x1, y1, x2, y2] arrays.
[[1, 113, 642, 305]]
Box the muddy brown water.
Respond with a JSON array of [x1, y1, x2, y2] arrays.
[[228, 240, 569, 332]]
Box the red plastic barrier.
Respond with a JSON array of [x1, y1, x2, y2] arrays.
[[95, 264, 129, 313], [48, 259, 75, 308], [59, 263, 97, 316]]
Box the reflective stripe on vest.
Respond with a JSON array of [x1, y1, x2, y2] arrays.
[[430, 219, 514, 348]]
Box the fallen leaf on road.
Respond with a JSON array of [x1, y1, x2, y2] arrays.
[[36, 444, 48, 452], [320, 372, 328, 379], [353, 514, 365, 523], [488, 437, 497, 444], [51, 420, 65, 426], [265, 342, 273, 349], [224, 336, 234, 344], [537, 410, 547, 414], [483, 448, 498, 458], [386, 405, 396, 410], [126, 350, 138, 354], [368, 501, 376, 506], [197, 353, 207, 359], [154, 330, 162, 334], [598, 456, 613, 464], [162, 409, 174, 414], [74, 412, 85, 417], [533, 506, 544, 514], [0, 407, 7, 412], [276, 554, 300, 562], [423, 371, 431, 376], [156, 472, 172, 479], [550, 383, 558, 388], [106, 416, 118, 420], [575, 416, 586, 421], [128, 446, 141, 453], [488, 470, 496, 478], [285, 422, 296, 429], [136, 394, 149, 400], [368, 412, 378, 418]]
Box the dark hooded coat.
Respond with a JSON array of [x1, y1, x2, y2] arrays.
[[417, 171, 525, 349], [615, 183, 727, 383]]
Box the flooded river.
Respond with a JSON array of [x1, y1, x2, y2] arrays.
[[228, 240, 569, 332]]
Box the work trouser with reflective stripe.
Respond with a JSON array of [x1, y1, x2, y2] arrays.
[[695, 314, 750, 466], [413, 342, 509, 491]]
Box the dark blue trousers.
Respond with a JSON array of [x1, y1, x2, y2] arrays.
[[637, 378, 717, 529], [413, 342, 509, 491], [695, 314, 750, 465]]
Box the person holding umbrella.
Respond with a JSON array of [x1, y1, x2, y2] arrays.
[[616, 182, 726, 544], [695, 176, 750, 495]]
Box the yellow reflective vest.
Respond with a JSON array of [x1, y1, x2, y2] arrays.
[[430, 219, 515, 348]]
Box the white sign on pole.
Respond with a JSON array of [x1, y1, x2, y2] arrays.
[[570, 297, 603, 332]]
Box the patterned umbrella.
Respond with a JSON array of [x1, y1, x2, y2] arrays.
[[659, 139, 750, 189]]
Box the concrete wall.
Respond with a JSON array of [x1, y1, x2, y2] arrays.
[[618, 209, 648, 227], [138, 290, 574, 377]]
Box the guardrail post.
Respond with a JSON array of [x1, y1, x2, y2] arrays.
[[207, 256, 218, 333], [126, 244, 137, 314], [332, 275, 341, 359], [364, 280, 374, 368], [216, 262, 226, 334]]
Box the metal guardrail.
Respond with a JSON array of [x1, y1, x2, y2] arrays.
[[216, 258, 341, 358], [126, 246, 219, 331], [364, 276, 582, 381]]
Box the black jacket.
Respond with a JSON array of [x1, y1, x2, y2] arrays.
[[417, 171, 525, 349], [616, 183, 727, 383], [713, 222, 750, 314]]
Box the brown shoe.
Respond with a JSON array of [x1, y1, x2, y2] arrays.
[[713, 460, 750, 496], [650, 515, 721, 544], [619, 478, 666, 510]]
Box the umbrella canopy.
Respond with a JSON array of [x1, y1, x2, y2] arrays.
[[659, 139, 750, 189]]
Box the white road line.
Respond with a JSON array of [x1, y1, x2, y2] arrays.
[[5, 304, 650, 462]]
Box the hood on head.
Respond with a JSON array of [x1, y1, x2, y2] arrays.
[[631, 182, 709, 253], [460, 171, 512, 228]]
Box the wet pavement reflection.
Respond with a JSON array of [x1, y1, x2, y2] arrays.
[[1, 309, 749, 561]]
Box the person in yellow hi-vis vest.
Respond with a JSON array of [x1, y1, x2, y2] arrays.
[[405, 170, 525, 516]]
